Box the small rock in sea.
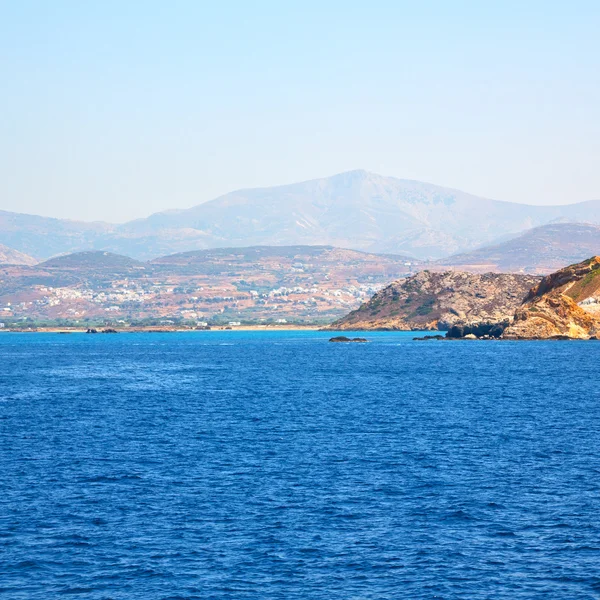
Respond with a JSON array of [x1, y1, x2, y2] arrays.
[[463, 333, 478, 340], [413, 335, 445, 341], [86, 328, 98, 334], [329, 336, 368, 343], [101, 328, 118, 334]]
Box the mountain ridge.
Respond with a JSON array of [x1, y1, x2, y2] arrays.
[[437, 223, 600, 274], [3, 170, 600, 260], [0, 242, 38, 266]]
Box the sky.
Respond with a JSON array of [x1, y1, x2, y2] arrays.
[[1, 0, 599, 223]]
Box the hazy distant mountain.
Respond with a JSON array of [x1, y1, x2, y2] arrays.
[[0, 210, 111, 259], [439, 223, 600, 274], [2, 170, 600, 260], [0, 243, 37, 266], [120, 170, 600, 259]]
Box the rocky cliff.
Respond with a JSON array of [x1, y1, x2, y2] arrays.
[[502, 257, 600, 339], [329, 270, 540, 330]]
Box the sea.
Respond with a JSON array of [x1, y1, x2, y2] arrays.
[[1, 331, 600, 599]]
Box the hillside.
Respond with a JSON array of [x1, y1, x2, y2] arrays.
[[330, 256, 600, 338], [0, 243, 37, 266], [0, 246, 419, 325], [151, 245, 416, 276], [329, 270, 540, 330], [4, 171, 600, 260], [503, 257, 600, 339], [40, 251, 145, 272], [439, 223, 600, 274], [0, 210, 112, 259]]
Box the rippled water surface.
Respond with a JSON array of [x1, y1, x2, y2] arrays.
[[2, 331, 600, 599]]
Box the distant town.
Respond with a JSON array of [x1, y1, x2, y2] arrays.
[[1, 278, 385, 327], [0, 246, 418, 329]]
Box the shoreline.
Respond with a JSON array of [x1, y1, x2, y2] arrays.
[[0, 327, 593, 340], [0, 324, 325, 333]]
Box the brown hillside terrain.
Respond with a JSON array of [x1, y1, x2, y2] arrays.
[[503, 257, 600, 339], [329, 270, 540, 330], [0, 246, 420, 325]]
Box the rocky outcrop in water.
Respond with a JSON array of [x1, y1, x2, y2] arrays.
[[446, 320, 509, 339]]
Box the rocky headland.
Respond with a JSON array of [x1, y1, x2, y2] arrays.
[[330, 257, 600, 340], [328, 270, 540, 331], [501, 256, 600, 339]]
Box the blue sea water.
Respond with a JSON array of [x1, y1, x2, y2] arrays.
[[1, 330, 600, 599]]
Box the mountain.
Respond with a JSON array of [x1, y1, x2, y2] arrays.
[[0, 210, 112, 259], [329, 270, 540, 330], [439, 223, 600, 274], [0, 243, 37, 266], [120, 170, 600, 260], [3, 170, 600, 260]]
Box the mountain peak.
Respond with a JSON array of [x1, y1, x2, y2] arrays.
[[4, 172, 600, 261], [327, 169, 378, 184], [337, 168, 371, 178]]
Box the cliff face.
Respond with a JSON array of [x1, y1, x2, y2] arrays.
[[329, 270, 540, 331], [503, 257, 600, 339]]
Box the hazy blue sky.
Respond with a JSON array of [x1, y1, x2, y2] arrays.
[[1, 1, 599, 222]]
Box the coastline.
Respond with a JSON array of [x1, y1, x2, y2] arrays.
[[0, 324, 324, 333]]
